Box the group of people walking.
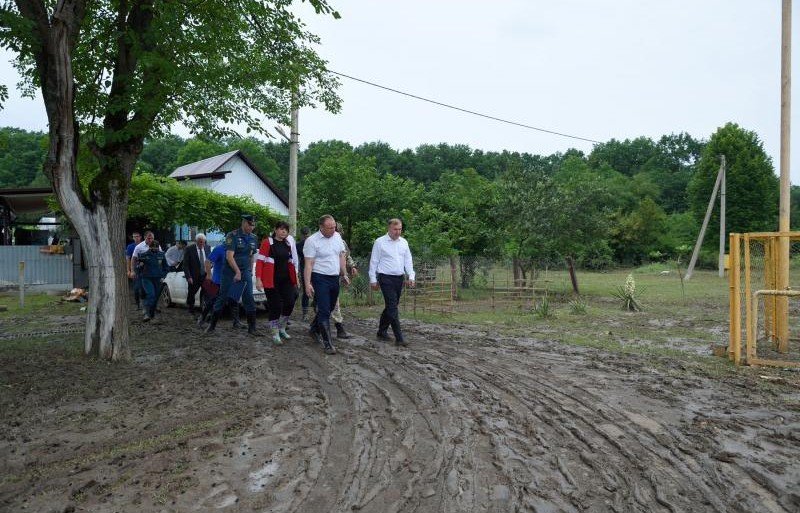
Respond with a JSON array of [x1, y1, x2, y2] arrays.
[[126, 214, 415, 355]]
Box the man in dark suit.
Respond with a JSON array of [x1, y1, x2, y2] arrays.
[[184, 233, 211, 314]]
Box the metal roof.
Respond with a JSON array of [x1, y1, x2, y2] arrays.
[[169, 150, 239, 178], [168, 150, 288, 207]]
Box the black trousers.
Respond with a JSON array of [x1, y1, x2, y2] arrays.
[[186, 274, 204, 309], [378, 273, 405, 341], [266, 278, 297, 321]]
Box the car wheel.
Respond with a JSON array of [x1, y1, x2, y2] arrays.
[[159, 285, 173, 309]]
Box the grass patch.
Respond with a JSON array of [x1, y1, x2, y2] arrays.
[[0, 418, 221, 486], [0, 291, 81, 317], [0, 334, 84, 357]]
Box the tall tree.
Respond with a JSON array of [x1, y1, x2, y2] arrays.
[[0, 0, 340, 360], [299, 152, 421, 254], [688, 123, 778, 240], [0, 127, 48, 187], [588, 136, 659, 177], [139, 134, 185, 175]]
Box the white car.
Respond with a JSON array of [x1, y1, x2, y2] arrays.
[[159, 263, 267, 310]]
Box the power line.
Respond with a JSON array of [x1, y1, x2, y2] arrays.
[[329, 70, 602, 145]]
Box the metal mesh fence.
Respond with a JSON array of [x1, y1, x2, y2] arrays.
[[731, 233, 800, 367], [342, 255, 563, 316]]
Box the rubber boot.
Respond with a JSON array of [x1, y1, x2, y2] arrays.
[[278, 315, 291, 339], [321, 323, 337, 355], [391, 318, 406, 347], [231, 303, 245, 329], [270, 327, 282, 345], [335, 322, 351, 339], [309, 314, 319, 343], [204, 311, 218, 333], [246, 312, 260, 337]]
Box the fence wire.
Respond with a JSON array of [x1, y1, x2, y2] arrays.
[[344, 256, 565, 316], [734, 235, 800, 365]]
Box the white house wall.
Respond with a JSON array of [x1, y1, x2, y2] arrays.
[[216, 157, 288, 215], [177, 156, 289, 216]]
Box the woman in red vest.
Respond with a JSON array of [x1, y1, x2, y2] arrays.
[[255, 221, 299, 344]]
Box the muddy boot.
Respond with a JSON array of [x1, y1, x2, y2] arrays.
[[269, 321, 283, 346], [390, 319, 405, 347], [321, 323, 337, 355], [204, 311, 218, 333], [197, 305, 208, 327], [335, 322, 351, 339], [246, 312, 260, 337], [143, 311, 151, 322], [232, 303, 245, 329], [308, 314, 319, 343], [278, 315, 291, 340]]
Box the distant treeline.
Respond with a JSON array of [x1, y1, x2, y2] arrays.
[[1, 123, 795, 267]]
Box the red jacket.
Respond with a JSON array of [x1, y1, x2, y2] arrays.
[[255, 235, 299, 288]]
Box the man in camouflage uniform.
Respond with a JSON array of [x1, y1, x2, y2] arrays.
[[205, 214, 260, 335]]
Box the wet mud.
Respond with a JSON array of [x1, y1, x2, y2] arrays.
[[1, 309, 799, 512]]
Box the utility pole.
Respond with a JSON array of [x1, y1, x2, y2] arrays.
[[289, 95, 299, 237], [275, 91, 299, 236], [718, 156, 726, 278], [685, 156, 725, 280], [776, 0, 792, 352]]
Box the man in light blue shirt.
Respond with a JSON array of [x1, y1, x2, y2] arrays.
[[368, 218, 415, 347]]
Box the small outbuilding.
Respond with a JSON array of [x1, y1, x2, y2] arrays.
[[169, 150, 289, 215]]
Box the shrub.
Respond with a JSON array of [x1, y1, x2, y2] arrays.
[[612, 274, 644, 312], [568, 296, 588, 315]]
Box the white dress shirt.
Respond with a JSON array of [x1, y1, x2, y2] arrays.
[[132, 240, 162, 259], [165, 245, 184, 267], [369, 233, 415, 283], [303, 231, 346, 276]]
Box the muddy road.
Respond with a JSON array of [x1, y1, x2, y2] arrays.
[[1, 307, 800, 512]]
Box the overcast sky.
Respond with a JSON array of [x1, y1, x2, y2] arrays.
[[1, 1, 799, 181]]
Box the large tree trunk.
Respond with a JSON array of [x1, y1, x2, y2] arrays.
[[37, 0, 132, 360]]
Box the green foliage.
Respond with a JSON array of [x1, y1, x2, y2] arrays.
[[610, 198, 668, 264], [568, 296, 588, 315], [495, 154, 611, 267], [128, 173, 281, 232], [688, 123, 778, 240], [299, 151, 422, 254], [139, 134, 186, 175], [0, 127, 48, 187], [413, 168, 497, 257], [532, 295, 554, 319], [588, 137, 660, 176]]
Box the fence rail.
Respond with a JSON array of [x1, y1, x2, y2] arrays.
[[344, 255, 560, 315]]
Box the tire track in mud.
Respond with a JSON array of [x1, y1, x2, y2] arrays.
[[417, 333, 789, 513], [295, 342, 452, 512], [327, 319, 796, 513]]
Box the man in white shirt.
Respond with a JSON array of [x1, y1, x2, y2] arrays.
[[368, 218, 415, 346], [165, 240, 186, 270], [304, 214, 349, 355]]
